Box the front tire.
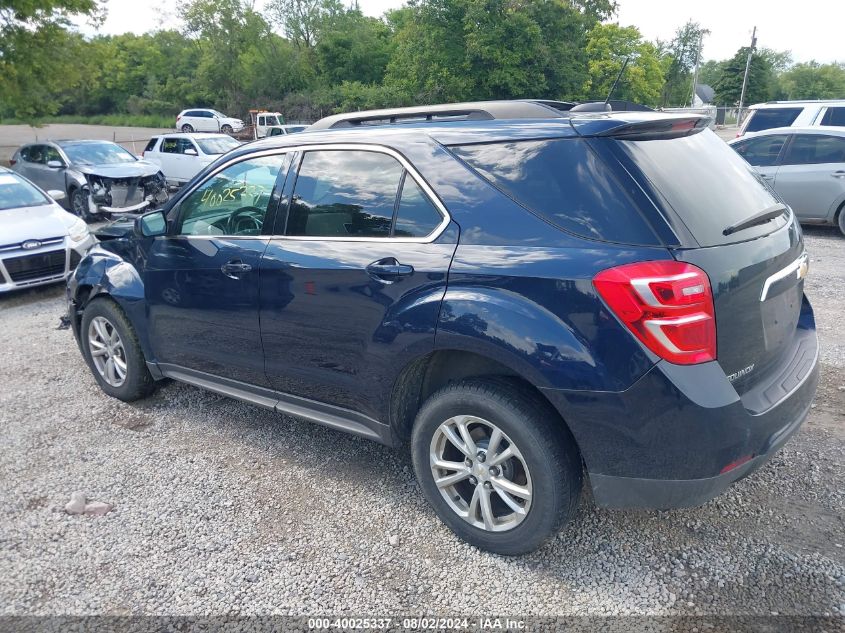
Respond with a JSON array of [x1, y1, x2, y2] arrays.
[[411, 379, 582, 555], [70, 188, 96, 223], [80, 298, 155, 402], [838, 205, 845, 236], [221, 124, 233, 134]]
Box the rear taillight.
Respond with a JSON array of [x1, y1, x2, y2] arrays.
[[8, 158, 16, 166], [593, 261, 716, 365]]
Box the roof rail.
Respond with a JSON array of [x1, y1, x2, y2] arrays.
[[309, 99, 577, 130]]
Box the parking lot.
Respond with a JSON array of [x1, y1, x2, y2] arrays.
[[0, 222, 842, 619]]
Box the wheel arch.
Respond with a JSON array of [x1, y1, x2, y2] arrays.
[[388, 348, 580, 454]]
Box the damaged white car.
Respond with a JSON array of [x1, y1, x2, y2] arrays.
[[10, 140, 168, 223]]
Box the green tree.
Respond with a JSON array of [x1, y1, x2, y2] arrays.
[[777, 62, 845, 100], [315, 8, 392, 85], [583, 23, 664, 106], [713, 46, 774, 106], [660, 20, 707, 106], [0, 0, 99, 118]]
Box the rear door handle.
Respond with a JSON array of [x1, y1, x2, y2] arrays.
[[220, 260, 252, 278], [761, 174, 775, 180], [366, 259, 414, 282], [832, 171, 845, 178]]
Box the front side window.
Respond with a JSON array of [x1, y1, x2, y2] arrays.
[[286, 150, 403, 238], [782, 134, 845, 165], [178, 154, 288, 236], [732, 135, 788, 166]]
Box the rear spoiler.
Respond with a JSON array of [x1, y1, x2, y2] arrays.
[[594, 116, 713, 140]]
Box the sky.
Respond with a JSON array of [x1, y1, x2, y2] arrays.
[[77, 0, 844, 64]]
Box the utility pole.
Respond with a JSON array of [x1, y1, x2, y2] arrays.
[[689, 30, 709, 107], [737, 26, 757, 126]]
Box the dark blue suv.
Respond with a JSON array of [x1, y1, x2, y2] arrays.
[[68, 102, 819, 554]]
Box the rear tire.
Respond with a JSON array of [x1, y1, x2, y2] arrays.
[[80, 298, 155, 402], [181, 124, 194, 133], [411, 378, 582, 555]]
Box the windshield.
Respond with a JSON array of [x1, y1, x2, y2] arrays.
[[0, 172, 50, 211], [613, 129, 786, 246], [196, 136, 241, 155], [62, 142, 137, 166], [286, 126, 306, 133], [211, 110, 227, 118]]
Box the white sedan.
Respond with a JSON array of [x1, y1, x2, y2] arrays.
[[0, 167, 96, 293], [142, 133, 241, 186]]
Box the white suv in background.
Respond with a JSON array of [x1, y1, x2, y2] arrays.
[[142, 133, 241, 186], [175, 109, 245, 134], [738, 100, 845, 137]]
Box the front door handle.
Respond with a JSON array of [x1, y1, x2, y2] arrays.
[[366, 258, 414, 282], [832, 170, 845, 178], [761, 174, 774, 180], [220, 260, 252, 278]]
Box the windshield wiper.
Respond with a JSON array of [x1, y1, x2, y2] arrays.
[[722, 204, 788, 236]]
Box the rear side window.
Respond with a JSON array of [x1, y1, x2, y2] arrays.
[[144, 138, 159, 153], [450, 138, 658, 244], [287, 150, 403, 238], [782, 134, 845, 164], [732, 135, 788, 166], [745, 108, 802, 133], [820, 107, 845, 126], [616, 130, 785, 247]]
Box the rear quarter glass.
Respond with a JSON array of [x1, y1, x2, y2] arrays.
[[610, 130, 788, 247], [144, 138, 159, 152], [449, 138, 662, 246]]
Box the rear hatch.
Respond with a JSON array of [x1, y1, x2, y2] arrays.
[[599, 127, 808, 399]]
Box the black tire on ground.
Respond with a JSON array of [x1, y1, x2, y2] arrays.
[[221, 124, 233, 133], [838, 205, 845, 236], [70, 188, 96, 223], [411, 378, 582, 555], [80, 297, 156, 402], [181, 124, 194, 133]]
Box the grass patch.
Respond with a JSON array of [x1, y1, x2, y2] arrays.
[[0, 114, 175, 128]]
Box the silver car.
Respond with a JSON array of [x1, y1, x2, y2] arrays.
[[729, 126, 845, 235], [9, 140, 168, 223]]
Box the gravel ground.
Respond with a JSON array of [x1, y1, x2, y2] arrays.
[[0, 227, 843, 624]]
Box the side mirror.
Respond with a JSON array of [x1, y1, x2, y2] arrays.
[[47, 160, 64, 169], [184, 148, 198, 156], [135, 210, 167, 238], [47, 189, 66, 202]]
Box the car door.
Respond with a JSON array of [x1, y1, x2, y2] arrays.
[[774, 133, 845, 220], [144, 152, 292, 386], [732, 134, 789, 187], [18, 144, 54, 191], [259, 146, 456, 422], [156, 137, 181, 183]]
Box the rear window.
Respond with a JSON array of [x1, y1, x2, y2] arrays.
[[450, 138, 659, 245], [745, 107, 802, 133], [615, 130, 786, 246]]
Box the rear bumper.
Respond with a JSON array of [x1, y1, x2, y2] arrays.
[[542, 306, 820, 510], [588, 392, 812, 509]]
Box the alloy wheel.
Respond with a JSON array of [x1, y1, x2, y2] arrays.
[[429, 415, 533, 532], [87, 316, 128, 387]]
